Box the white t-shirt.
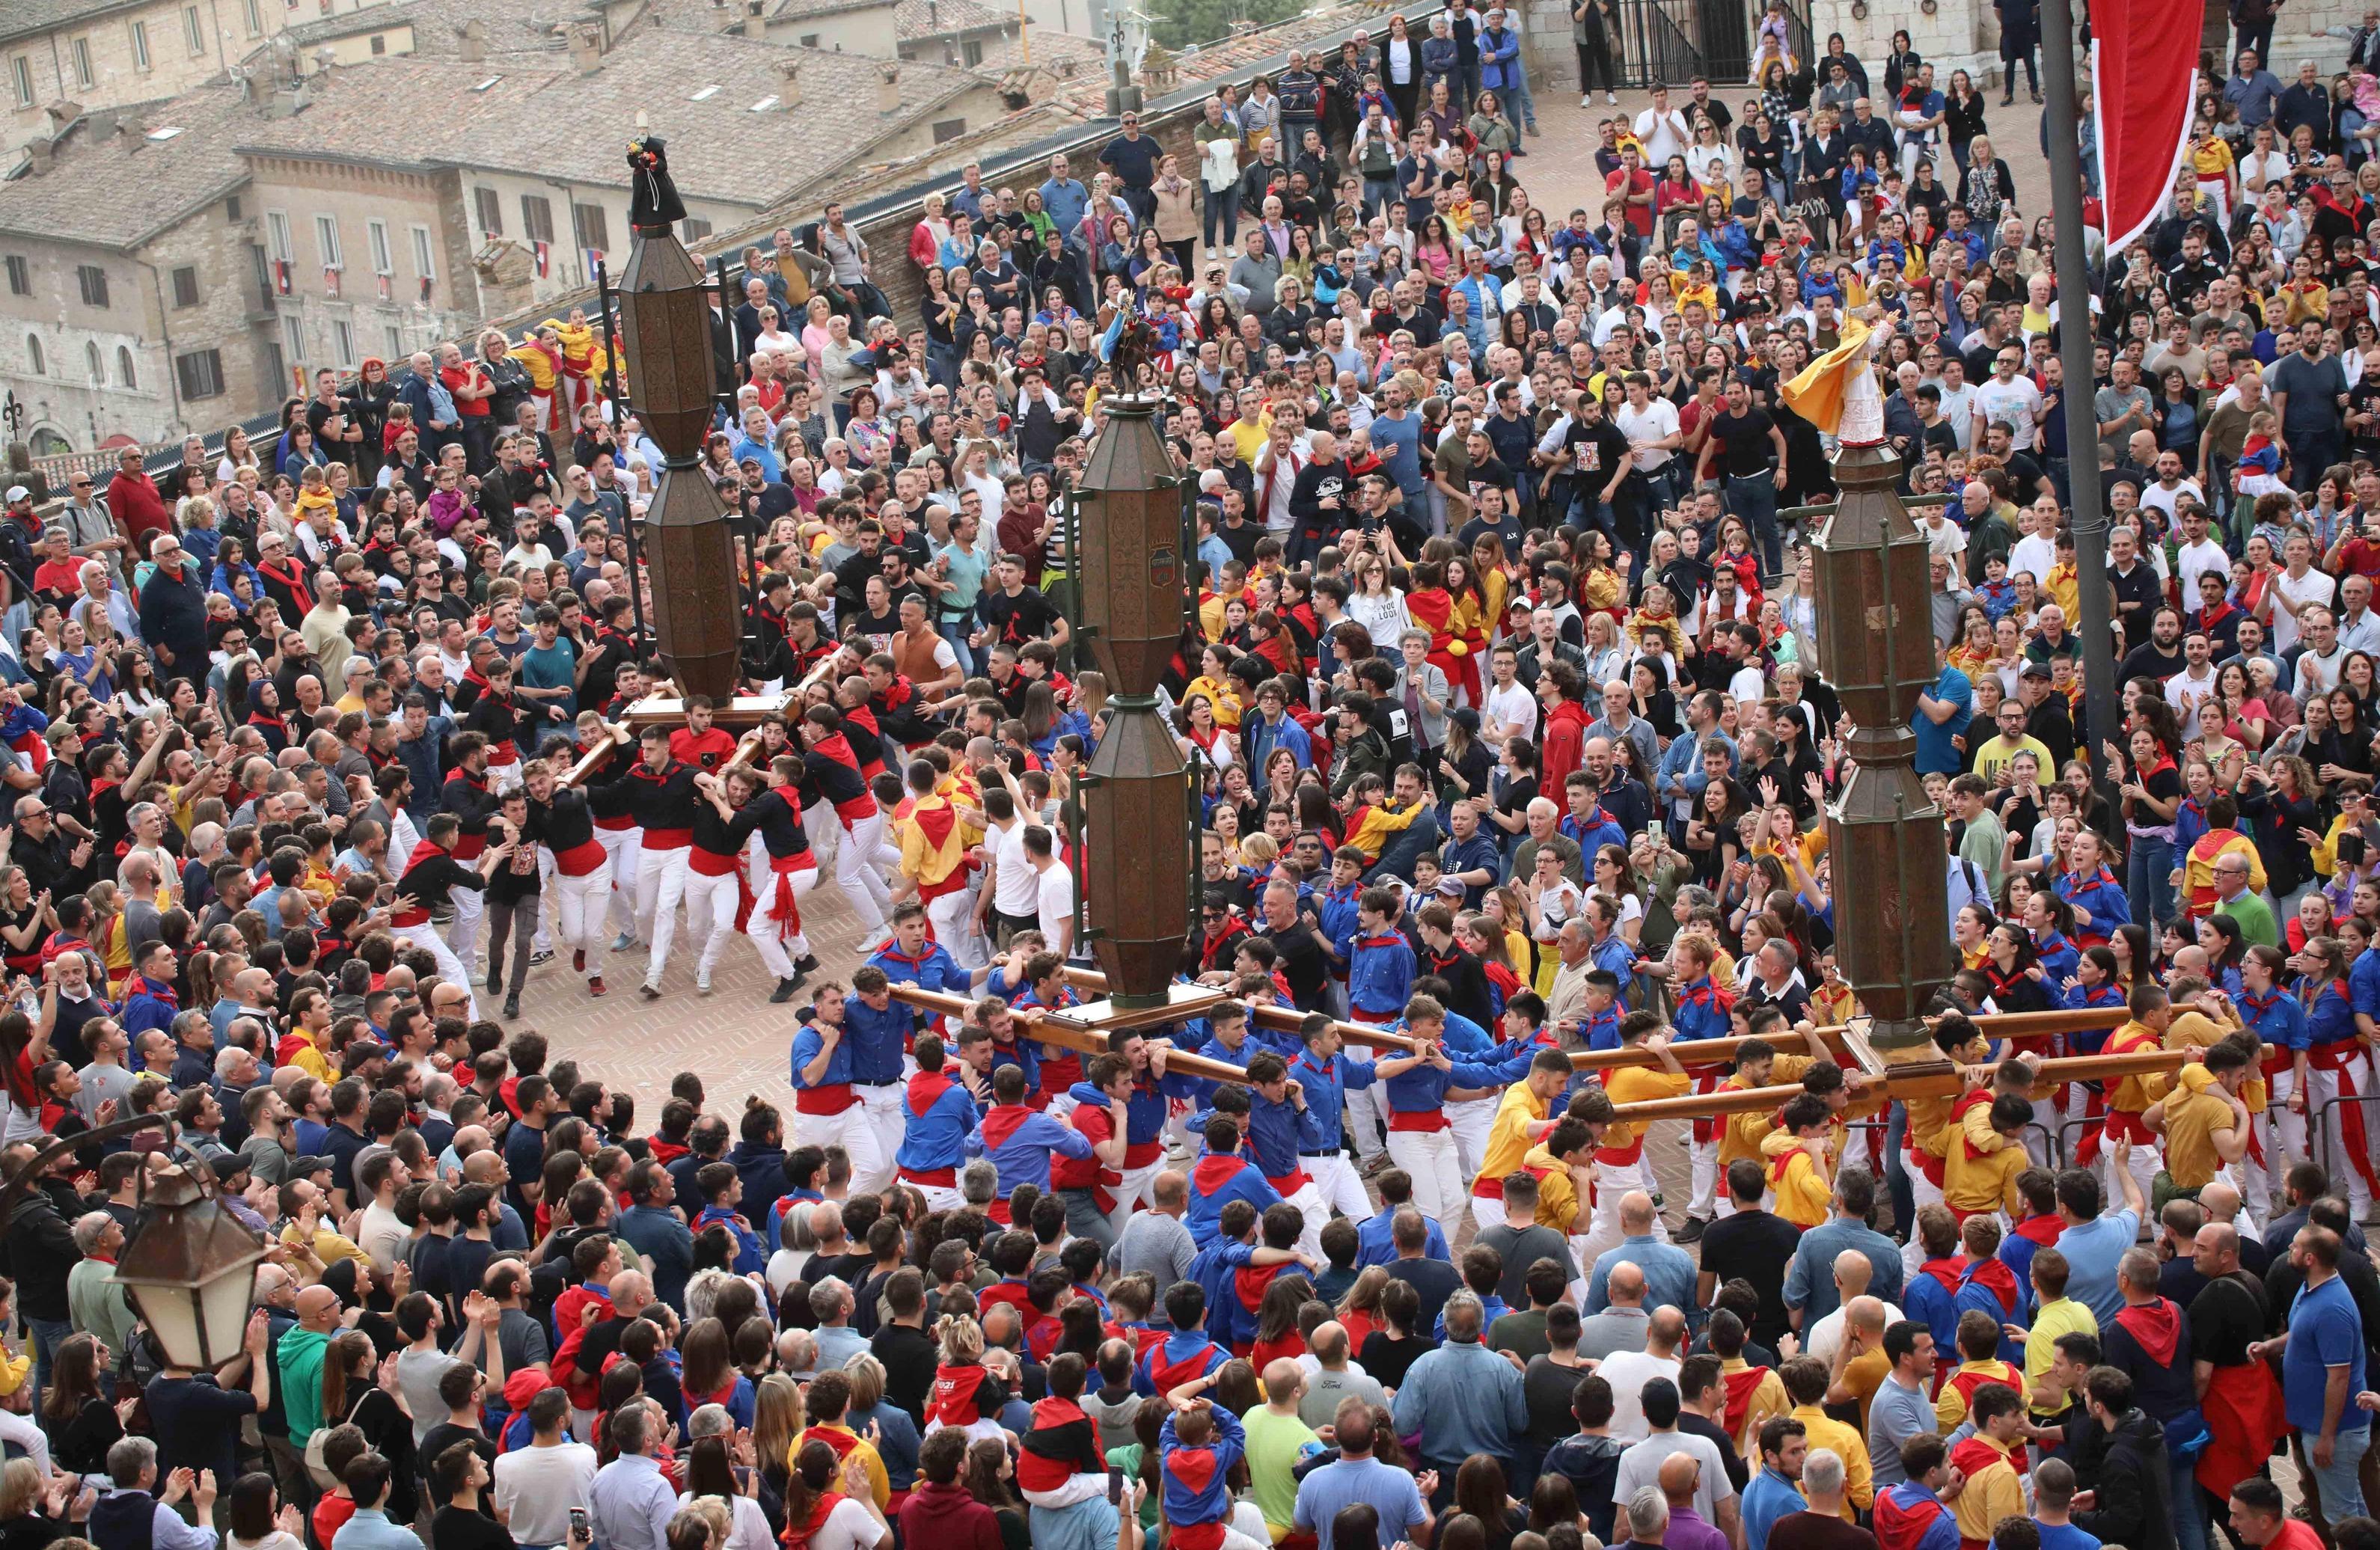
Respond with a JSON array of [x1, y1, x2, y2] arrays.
[[2008, 532, 2058, 586], [2141, 479, 2207, 521], [1615, 396, 1681, 472], [2172, 535, 2230, 600], [1635, 107, 1690, 168], [2270, 566, 2337, 653], [1595, 1350, 1684, 1442], [1935, 382, 1978, 449], [2165, 664, 2220, 741], [1972, 375, 2044, 450], [807, 1497, 884, 1550], [991, 818, 1040, 917], [493, 1442, 599, 1547], [1035, 862, 1076, 943], [1808, 1301, 1905, 1364], [1484, 678, 1538, 745]]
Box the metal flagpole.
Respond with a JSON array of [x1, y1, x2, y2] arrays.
[[2036, 0, 2120, 774]]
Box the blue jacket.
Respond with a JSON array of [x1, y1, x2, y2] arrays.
[[1158, 1404, 1246, 1534], [617, 1204, 696, 1309], [726, 1142, 789, 1245], [895, 1070, 981, 1175], [1186, 1236, 1263, 1351], [1903, 1260, 1963, 1352], [694, 1203, 765, 1275], [2032, 931, 2079, 990], [1672, 976, 1733, 1043], [968, 1101, 1092, 1195], [2053, 866, 2132, 944], [1243, 711, 1313, 774], [1419, 34, 1459, 83], [1184, 1154, 1282, 1246], [1478, 24, 1522, 88], [868, 939, 967, 996], [1134, 1325, 1232, 1396], [121, 975, 181, 1038]]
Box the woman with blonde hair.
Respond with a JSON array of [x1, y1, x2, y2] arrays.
[[924, 1316, 1009, 1442], [750, 1374, 804, 1516]]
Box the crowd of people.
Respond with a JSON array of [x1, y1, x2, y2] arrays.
[[14, 10, 2380, 1550]]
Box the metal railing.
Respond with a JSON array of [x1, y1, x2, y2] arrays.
[[1617, 0, 1709, 89]]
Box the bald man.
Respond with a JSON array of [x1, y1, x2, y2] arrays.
[[1581, 1260, 1654, 1360], [1597, 1304, 1687, 1442], [1656, 1452, 1728, 1550], [1806, 1252, 1905, 1363], [1247, 1358, 1319, 1536]]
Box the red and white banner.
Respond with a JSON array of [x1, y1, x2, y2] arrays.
[[2090, 0, 2201, 256]]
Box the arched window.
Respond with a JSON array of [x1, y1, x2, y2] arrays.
[[24, 334, 42, 376], [116, 346, 134, 390], [85, 342, 103, 385]]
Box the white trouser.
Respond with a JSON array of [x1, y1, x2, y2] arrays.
[[447, 883, 483, 969], [400, 922, 477, 1019], [746, 850, 817, 980], [2103, 1127, 2164, 1216], [1385, 1127, 1466, 1226], [1447, 1097, 1493, 1180], [1688, 1136, 1719, 1219], [1347, 1073, 1392, 1166], [1469, 1193, 1508, 1234], [634, 843, 691, 986], [1110, 1158, 1167, 1237], [1905, 1166, 1946, 1278], [1578, 1155, 1670, 1267], [685, 863, 742, 987], [854, 1082, 905, 1196], [835, 812, 893, 935], [904, 1180, 964, 1213], [926, 886, 985, 972], [486, 759, 524, 795], [1279, 1178, 1328, 1261], [795, 1100, 887, 1193], [2307, 1064, 2375, 1217], [1309, 1153, 1372, 1225], [598, 826, 637, 936], [533, 845, 555, 953], [551, 860, 612, 981]]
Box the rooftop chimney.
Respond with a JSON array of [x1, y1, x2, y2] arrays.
[[22, 135, 52, 175], [877, 62, 899, 112], [569, 19, 603, 70], [40, 100, 79, 130], [456, 17, 486, 62], [775, 56, 803, 106], [741, 0, 765, 37]]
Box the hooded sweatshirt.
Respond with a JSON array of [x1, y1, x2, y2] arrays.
[[277, 1323, 331, 1439]]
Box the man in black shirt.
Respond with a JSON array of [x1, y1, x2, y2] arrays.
[[2105, 525, 2165, 655], [1255, 877, 1334, 1010], [1555, 388, 1632, 536], [2117, 604, 2186, 691], [1696, 377, 1788, 578], [973, 554, 1065, 654], [1695, 1161, 1799, 1342]]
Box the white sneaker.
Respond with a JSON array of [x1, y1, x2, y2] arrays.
[[1605, 91, 1618, 104], [1581, 93, 1594, 106]]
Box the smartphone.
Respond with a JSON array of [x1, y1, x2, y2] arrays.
[[569, 1508, 591, 1542], [1107, 1467, 1125, 1505], [2346, 832, 2369, 867]]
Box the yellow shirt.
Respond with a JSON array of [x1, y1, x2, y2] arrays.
[[1478, 1083, 1551, 1188], [279, 1223, 366, 1266], [1718, 1057, 1819, 1168], [2162, 1064, 2244, 1189], [1948, 1435, 2027, 1546], [1945, 1097, 2028, 1216], [1787, 1403, 1872, 1514], [1843, 1347, 1891, 1433], [1226, 414, 1273, 464], [287, 1044, 334, 1084], [792, 1424, 887, 1508], [2105, 1020, 2171, 1113], [1934, 1358, 2025, 1431], [1601, 1066, 1692, 1156], [2043, 560, 2081, 622], [2024, 1296, 2099, 1415], [2165, 1009, 2265, 1112]]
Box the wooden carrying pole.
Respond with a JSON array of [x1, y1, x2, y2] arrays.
[[1607, 1044, 2206, 1121], [885, 984, 1252, 1086], [1058, 966, 1419, 1053], [1566, 1006, 2131, 1072]]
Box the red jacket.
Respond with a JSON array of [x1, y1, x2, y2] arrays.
[[896, 1480, 1005, 1550]]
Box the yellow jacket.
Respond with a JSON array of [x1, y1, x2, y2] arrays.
[[1719, 1358, 1791, 1456], [1520, 1141, 1585, 1234], [1948, 1436, 2027, 1546], [1760, 1127, 1833, 1228], [2178, 829, 2266, 913]]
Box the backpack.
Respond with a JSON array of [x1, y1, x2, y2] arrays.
[[303, 1385, 376, 1489]]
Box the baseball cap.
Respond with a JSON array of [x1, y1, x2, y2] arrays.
[[5, 485, 28, 503], [290, 1154, 333, 1177], [2019, 661, 2052, 680], [1434, 876, 1466, 898]]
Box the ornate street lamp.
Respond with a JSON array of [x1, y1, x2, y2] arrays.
[[110, 1162, 267, 1371], [0, 1124, 265, 1373]]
